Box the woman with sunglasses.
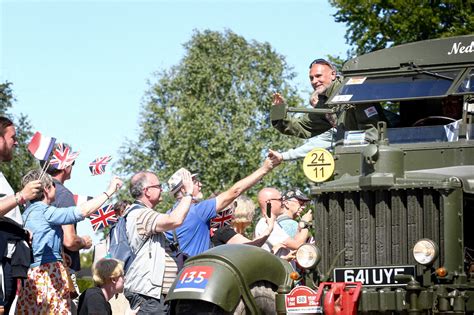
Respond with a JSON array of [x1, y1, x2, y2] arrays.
[[18, 169, 122, 314]]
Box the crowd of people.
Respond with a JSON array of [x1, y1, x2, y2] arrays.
[[0, 56, 387, 314]]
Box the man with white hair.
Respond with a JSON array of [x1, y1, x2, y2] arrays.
[[124, 169, 194, 314]]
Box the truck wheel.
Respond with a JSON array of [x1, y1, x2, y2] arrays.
[[233, 281, 276, 315], [174, 300, 231, 315]]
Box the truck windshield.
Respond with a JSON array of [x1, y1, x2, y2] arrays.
[[330, 70, 460, 104], [457, 68, 474, 93]]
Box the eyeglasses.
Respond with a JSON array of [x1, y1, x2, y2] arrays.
[[193, 179, 202, 187], [309, 58, 335, 70], [289, 198, 307, 207], [145, 184, 162, 190]]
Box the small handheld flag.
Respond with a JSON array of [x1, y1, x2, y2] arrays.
[[27, 132, 56, 161], [210, 207, 234, 229], [89, 156, 112, 176], [50, 143, 80, 170], [89, 204, 117, 231]]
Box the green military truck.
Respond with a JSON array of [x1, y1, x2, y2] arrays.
[[167, 34, 474, 314]]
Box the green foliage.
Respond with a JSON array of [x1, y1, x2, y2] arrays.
[[326, 55, 345, 73], [77, 277, 94, 293], [80, 250, 94, 270], [0, 82, 38, 192], [117, 30, 308, 211], [0, 82, 14, 112], [330, 0, 474, 56]]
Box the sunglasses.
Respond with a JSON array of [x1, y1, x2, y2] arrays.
[[309, 58, 335, 70]]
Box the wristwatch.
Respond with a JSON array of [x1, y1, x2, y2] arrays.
[[183, 192, 193, 198], [298, 220, 310, 229]]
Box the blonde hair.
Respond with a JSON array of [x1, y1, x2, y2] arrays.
[[232, 195, 256, 225], [92, 258, 124, 287]]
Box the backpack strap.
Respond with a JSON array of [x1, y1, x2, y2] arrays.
[[172, 229, 181, 252], [121, 203, 149, 254]]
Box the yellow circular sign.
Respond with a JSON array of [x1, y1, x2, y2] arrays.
[[303, 148, 335, 183]]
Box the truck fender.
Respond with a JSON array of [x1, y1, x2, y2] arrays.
[[166, 244, 293, 312]]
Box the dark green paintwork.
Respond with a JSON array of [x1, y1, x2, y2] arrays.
[[166, 244, 293, 312]]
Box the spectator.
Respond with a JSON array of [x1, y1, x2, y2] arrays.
[[255, 187, 312, 259], [278, 188, 311, 238], [0, 116, 41, 314], [211, 195, 275, 247], [165, 153, 281, 257], [77, 258, 125, 315], [41, 143, 90, 313], [0, 117, 41, 222], [123, 170, 194, 314], [17, 169, 122, 314]]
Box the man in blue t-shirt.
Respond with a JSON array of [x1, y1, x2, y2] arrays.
[[166, 154, 281, 257]]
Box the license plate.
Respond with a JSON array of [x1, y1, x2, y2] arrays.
[[333, 265, 416, 287]]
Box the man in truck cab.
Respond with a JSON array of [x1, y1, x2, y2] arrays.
[[271, 58, 387, 144]]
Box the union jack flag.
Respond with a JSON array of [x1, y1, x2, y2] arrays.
[[210, 207, 234, 229], [89, 204, 117, 231], [50, 143, 80, 170], [89, 156, 112, 176]]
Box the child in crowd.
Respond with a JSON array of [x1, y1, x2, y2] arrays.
[[78, 258, 125, 315]]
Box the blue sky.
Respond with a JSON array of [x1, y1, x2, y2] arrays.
[[1, 0, 349, 241]]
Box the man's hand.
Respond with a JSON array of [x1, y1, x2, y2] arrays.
[[281, 250, 297, 261], [21, 180, 42, 201], [81, 235, 92, 249], [310, 90, 319, 108], [267, 149, 283, 165], [272, 92, 286, 106], [263, 211, 275, 236], [180, 169, 194, 195], [301, 209, 313, 223], [106, 176, 123, 197]]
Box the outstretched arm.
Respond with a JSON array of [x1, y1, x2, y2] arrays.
[[215, 157, 280, 212]]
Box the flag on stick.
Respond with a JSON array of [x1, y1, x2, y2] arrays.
[[210, 207, 234, 229], [50, 143, 80, 170], [89, 204, 117, 231], [89, 156, 112, 176], [28, 132, 56, 161]]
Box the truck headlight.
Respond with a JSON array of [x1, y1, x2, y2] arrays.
[[296, 244, 321, 269], [413, 239, 438, 265]]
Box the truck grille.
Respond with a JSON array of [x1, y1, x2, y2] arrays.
[[314, 189, 443, 274]]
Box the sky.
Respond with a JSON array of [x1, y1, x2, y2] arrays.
[[1, 0, 350, 242]]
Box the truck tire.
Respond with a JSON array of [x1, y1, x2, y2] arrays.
[[233, 281, 276, 315]]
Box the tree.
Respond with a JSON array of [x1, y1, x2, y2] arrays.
[[330, 0, 474, 56], [117, 30, 309, 210], [0, 82, 37, 192]]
